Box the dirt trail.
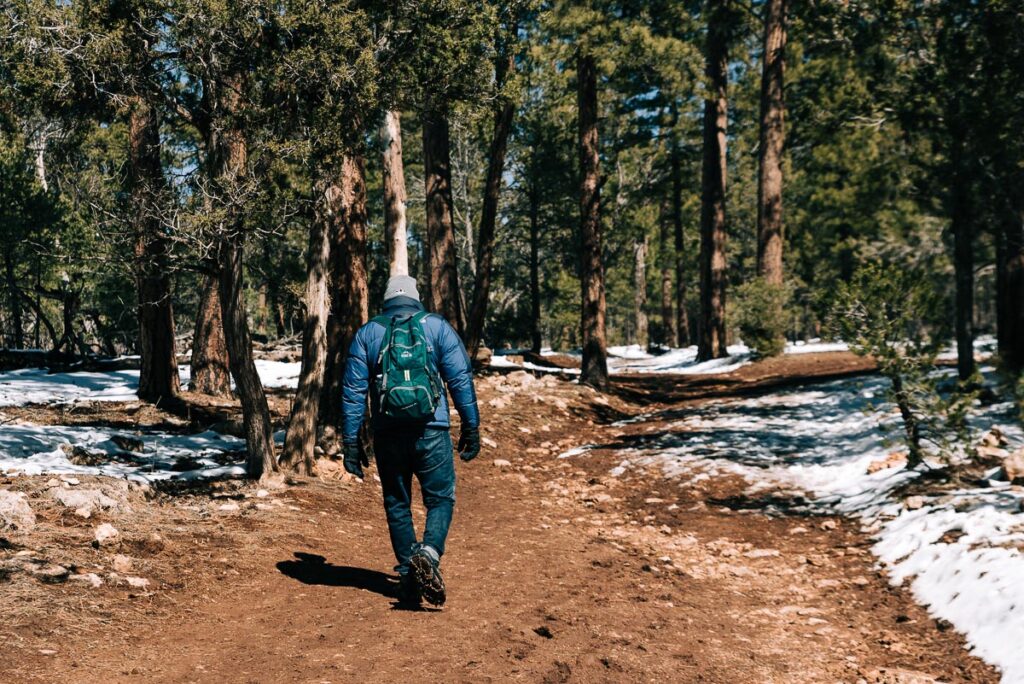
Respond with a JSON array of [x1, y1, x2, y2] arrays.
[[0, 353, 1000, 683]]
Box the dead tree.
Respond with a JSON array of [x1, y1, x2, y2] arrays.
[[381, 110, 410, 277]]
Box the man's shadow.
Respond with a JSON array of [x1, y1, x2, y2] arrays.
[[276, 552, 437, 612]]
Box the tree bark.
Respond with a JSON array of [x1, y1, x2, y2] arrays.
[[529, 173, 542, 354], [281, 173, 334, 475], [698, 2, 730, 361], [577, 52, 609, 388], [220, 237, 277, 480], [633, 235, 648, 349], [423, 103, 465, 332], [127, 98, 180, 404], [466, 26, 518, 359], [756, 0, 786, 286], [212, 76, 277, 480], [659, 207, 677, 347], [670, 119, 690, 347], [190, 274, 232, 395], [381, 110, 409, 277], [321, 156, 370, 439]]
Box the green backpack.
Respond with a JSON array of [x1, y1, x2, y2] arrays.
[[373, 311, 442, 421]]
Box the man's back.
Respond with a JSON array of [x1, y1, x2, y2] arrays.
[[341, 294, 479, 450]]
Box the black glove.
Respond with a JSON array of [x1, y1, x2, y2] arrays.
[[458, 427, 481, 462], [343, 442, 369, 479]]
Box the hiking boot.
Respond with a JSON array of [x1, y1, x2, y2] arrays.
[[409, 548, 446, 607], [395, 572, 421, 606]]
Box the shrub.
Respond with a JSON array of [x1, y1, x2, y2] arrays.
[[733, 278, 789, 358], [827, 263, 975, 469]]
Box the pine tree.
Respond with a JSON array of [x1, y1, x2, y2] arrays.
[[697, 0, 731, 361], [577, 51, 609, 387]]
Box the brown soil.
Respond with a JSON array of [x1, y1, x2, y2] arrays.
[[0, 352, 1000, 683]]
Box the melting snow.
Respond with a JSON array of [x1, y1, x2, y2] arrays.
[[0, 360, 301, 407], [489, 355, 581, 375], [572, 371, 1024, 681], [0, 425, 247, 481], [497, 335, 996, 377]]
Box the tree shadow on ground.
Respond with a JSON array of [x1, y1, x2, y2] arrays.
[[276, 552, 437, 612]]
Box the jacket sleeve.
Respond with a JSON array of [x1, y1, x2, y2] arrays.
[[435, 320, 480, 429], [341, 328, 371, 445]]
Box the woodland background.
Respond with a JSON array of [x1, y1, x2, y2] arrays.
[[1, 0, 1022, 477]]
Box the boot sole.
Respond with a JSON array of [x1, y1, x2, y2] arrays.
[[410, 554, 446, 607]]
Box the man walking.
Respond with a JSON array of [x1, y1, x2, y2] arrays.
[[341, 275, 481, 607]]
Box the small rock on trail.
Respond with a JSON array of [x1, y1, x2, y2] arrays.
[[0, 490, 36, 532], [93, 523, 119, 547], [70, 572, 103, 588], [124, 576, 150, 589], [112, 554, 133, 573], [24, 560, 70, 584], [50, 487, 125, 517], [1003, 448, 1024, 484]]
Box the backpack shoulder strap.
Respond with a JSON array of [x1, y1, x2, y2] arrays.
[[373, 315, 396, 370]]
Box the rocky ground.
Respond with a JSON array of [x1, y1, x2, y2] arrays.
[[0, 354, 1002, 683]]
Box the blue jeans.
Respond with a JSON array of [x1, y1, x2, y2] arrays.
[[373, 427, 455, 575]]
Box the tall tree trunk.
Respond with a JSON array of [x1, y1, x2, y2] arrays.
[[950, 135, 976, 381], [529, 175, 542, 355], [423, 103, 465, 332], [321, 156, 370, 442], [281, 174, 333, 475], [577, 52, 609, 388], [381, 110, 409, 277], [756, 0, 786, 286], [670, 119, 690, 347], [190, 274, 232, 395], [981, 5, 1024, 372], [659, 207, 677, 347], [4, 250, 23, 349], [698, 2, 730, 361], [220, 238, 277, 480], [212, 77, 277, 480], [633, 235, 648, 349], [190, 108, 231, 397], [466, 25, 518, 359], [128, 98, 180, 404], [997, 197, 1024, 371]]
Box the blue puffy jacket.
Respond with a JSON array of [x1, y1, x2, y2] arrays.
[[341, 296, 480, 445]]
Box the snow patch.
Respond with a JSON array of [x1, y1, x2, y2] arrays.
[[489, 355, 581, 376], [557, 444, 595, 459], [608, 344, 752, 375], [0, 359, 302, 407], [562, 371, 1024, 680], [0, 424, 246, 481]]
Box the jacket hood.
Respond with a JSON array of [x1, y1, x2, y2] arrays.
[[381, 295, 425, 317]]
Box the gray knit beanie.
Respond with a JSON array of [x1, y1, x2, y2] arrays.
[[384, 275, 420, 302]]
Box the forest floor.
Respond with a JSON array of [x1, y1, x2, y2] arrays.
[[0, 352, 1002, 683]]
